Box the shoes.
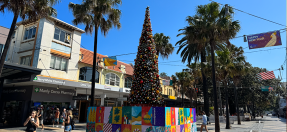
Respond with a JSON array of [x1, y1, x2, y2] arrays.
[[61, 126, 64, 129]]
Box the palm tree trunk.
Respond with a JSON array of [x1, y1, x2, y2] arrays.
[[91, 25, 99, 106], [224, 81, 230, 129], [200, 52, 209, 116], [234, 85, 241, 124], [218, 85, 223, 116], [0, 11, 19, 77], [210, 42, 220, 132], [181, 83, 184, 107]]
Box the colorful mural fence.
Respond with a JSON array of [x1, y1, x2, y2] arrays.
[[87, 106, 197, 132]]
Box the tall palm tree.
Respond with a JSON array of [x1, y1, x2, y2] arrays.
[[0, 0, 59, 77], [195, 3, 240, 131], [69, 0, 121, 106], [229, 45, 248, 125], [153, 33, 174, 59], [171, 72, 193, 107], [176, 14, 226, 116]]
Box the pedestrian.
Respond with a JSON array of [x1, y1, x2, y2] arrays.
[[37, 106, 44, 130], [54, 108, 60, 127], [64, 110, 73, 132], [200, 111, 208, 132], [24, 110, 39, 132], [61, 108, 67, 129]]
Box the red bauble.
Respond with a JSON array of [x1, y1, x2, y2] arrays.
[[156, 75, 159, 78], [140, 80, 143, 84], [148, 47, 151, 50]]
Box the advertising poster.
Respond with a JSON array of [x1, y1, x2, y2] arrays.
[[104, 107, 113, 123], [142, 107, 152, 126], [247, 30, 282, 49], [152, 107, 165, 126], [96, 107, 105, 123], [112, 107, 122, 124], [131, 106, 142, 125], [121, 124, 131, 132], [122, 106, 132, 124]]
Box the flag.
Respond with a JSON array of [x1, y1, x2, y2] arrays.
[[103, 56, 117, 66], [257, 71, 275, 81]]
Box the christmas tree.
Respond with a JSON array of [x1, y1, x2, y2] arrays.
[[128, 6, 164, 105]]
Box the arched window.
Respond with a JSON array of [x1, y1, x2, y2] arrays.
[[125, 77, 132, 88], [79, 67, 99, 83], [105, 73, 120, 86]]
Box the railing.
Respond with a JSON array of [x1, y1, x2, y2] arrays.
[[198, 115, 245, 124]]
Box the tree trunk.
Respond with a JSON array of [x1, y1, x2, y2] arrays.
[[181, 83, 184, 107], [91, 25, 99, 106], [210, 41, 220, 132], [234, 85, 241, 124], [200, 51, 209, 116], [224, 82, 231, 129], [0, 11, 19, 77], [218, 85, 223, 116]]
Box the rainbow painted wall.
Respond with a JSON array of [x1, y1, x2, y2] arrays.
[[86, 106, 197, 132]]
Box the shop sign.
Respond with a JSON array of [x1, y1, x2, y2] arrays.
[[168, 96, 176, 100], [72, 96, 88, 100], [3, 89, 26, 94], [117, 97, 127, 101], [33, 76, 65, 85], [34, 87, 75, 96]]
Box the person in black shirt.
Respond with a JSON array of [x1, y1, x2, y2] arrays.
[[24, 110, 39, 132], [38, 106, 44, 130], [64, 110, 73, 132]]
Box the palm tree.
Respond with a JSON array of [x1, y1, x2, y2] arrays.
[[171, 72, 193, 107], [195, 3, 240, 131], [0, 0, 59, 77], [69, 0, 121, 106], [176, 14, 226, 117], [229, 45, 248, 125], [153, 33, 174, 59]]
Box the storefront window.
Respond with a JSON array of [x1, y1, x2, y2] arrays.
[[2, 101, 23, 126], [79, 67, 99, 83]]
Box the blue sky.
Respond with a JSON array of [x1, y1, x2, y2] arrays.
[[0, 0, 286, 82]]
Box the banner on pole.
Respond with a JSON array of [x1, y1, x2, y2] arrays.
[[257, 71, 276, 81], [247, 31, 282, 49]]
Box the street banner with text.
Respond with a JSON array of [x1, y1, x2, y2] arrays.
[[247, 30, 282, 49]]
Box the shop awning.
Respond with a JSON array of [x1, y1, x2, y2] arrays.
[[1, 62, 42, 79]]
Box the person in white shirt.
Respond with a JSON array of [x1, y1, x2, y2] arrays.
[[200, 111, 208, 132]]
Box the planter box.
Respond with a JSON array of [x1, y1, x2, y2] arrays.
[[86, 106, 197, 132]]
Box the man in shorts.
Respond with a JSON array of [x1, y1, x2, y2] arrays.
[[54, 108, 60, 127], [38, 105, 45, 130]]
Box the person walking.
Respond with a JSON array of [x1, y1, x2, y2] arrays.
[[54, 108, 60, 127], [200, 111, 208, 132], [38, 106, 44, 130], [64, 110, 73, 132], [61, 108, 67, 129], [24, 110, 39, 132]]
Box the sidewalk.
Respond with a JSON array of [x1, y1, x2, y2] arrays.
[[0, 123, 86, 132], [199, 116, 286, 132]]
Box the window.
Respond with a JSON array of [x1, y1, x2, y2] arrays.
[[105, 73, 120, 86], [50, 55, 68, 71], [54, 28, 71, 44], [79, 67, 99, 83], [20, 56, 32, 66], [125, 77, 132, 88], [23, 27, 37, 40]]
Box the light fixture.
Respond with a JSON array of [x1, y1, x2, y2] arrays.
[[57, 85, 59, 89], [244, 35, 247, 42]]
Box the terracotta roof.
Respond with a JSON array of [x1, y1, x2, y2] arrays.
[[79, 48, 134, 76]]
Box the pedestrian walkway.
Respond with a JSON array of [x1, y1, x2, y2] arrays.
[[199, 116, 286, 132]]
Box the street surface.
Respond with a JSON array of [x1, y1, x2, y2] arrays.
[[0, 116, 285, 132]]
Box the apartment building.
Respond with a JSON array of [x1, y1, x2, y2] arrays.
[[0, 17, 133, 125]]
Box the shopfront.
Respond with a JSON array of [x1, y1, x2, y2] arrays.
[[0, 85, 75, 126]]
